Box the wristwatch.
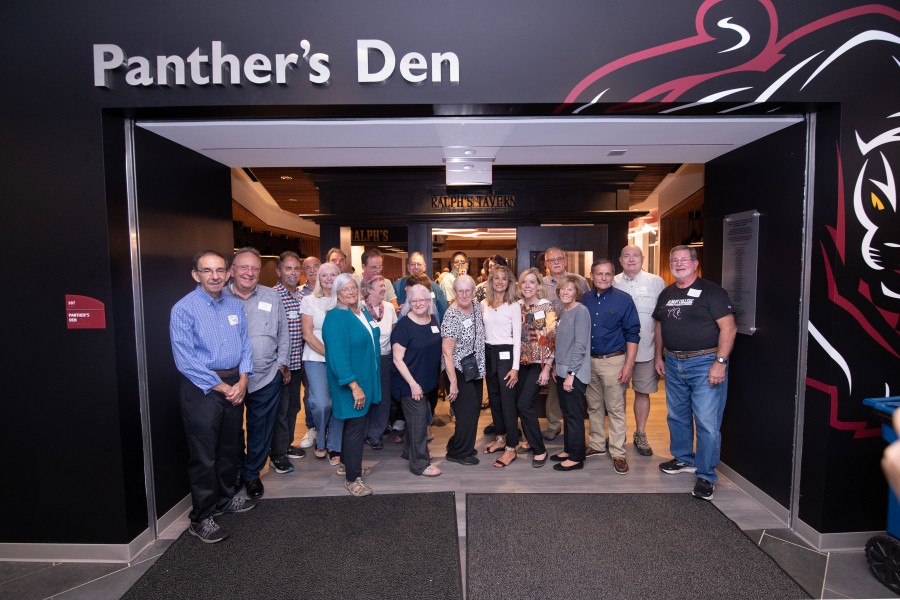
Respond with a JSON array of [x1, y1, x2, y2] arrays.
[[567, 370, 576, 376], [715, 356, 728, 365]]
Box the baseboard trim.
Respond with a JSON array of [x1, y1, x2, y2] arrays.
[[0, 495, 191, 563], [718, 462, 790, 525], [719, 462, 884, 551]]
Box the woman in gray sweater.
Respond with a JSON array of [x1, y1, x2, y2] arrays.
[[551, 275, 592, 472]]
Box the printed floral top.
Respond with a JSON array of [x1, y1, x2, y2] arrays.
[[440, 303, 486, 377], [519, 298, 557, 366]]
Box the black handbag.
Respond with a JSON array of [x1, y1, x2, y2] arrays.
[[459, 310, 480, 382]]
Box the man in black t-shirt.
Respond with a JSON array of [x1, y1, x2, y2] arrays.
[[652, 245, 736, 501]]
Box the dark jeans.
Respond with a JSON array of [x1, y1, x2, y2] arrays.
[[515, 363, 548, 455], [557, 377, 587, 462], [242, 374, 283, 482], [179, 374, 244, 522], [485, 343, 519, 446], [301, 368, 314, 429], [446, 370, 482, 460], [342, 413, 368, 481], [271, 367, 302, 457], [366, 354, 393, 440]]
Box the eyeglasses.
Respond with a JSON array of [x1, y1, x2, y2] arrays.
[[546, 256, 566, 264], [453, 259, 468, 266], [455, 289, 474, 296], [234, 265, 261, 273], [670, 258, 695, 265], [195, 268, 227, 276], [410, 298, 429, 305], [365, 264, 383, 272]]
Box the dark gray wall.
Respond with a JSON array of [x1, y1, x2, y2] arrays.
[[705, 122, 808, 508]]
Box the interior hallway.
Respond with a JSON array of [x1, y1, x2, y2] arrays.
[[0, 389, 892, 599]]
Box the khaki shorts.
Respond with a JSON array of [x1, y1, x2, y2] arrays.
[[628, 360, 659, 394]]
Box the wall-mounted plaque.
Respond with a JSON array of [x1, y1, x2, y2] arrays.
[[722, 210, 760, 335]]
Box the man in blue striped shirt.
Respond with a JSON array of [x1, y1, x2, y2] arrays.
[[170, 250, 256, 544]]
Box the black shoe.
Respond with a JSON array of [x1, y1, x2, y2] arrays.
[[553, 461, 584, 472], [550, 453, 569, 462], [659, 458, 697, 474], [233, 474, 243, 493], [286, 445, 306, 459], [213, 496, 258, 516], [446, 454, 480, 466], [483, 424, 496, 435], [365, 437, 384, 450], [245, 478, 264, 499], [269, 456, 294, 474], [542, 428, 560, 441], [189, 516, 228, 544], [532, 454, 548, 468], [692, 477, 715, 500]]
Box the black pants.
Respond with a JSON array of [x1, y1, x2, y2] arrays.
[[446, 370, 482, 459], [179, 374, 244, 522], [557, 377, 587, 462], [515, 363, 548, 455], [342, 413, 368, 481], [271, 367, 302, 457], [485, 343, 519, 446], [400, 394, 432, 474]]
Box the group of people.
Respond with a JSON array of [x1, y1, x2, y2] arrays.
[[170, 242, 736, 544]]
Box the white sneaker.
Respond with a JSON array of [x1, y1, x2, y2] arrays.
[[299, 427, 317, 449]]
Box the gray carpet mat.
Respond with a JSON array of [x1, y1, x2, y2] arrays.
[[124, 492, 462, 600], [466, 493, 810, 600]]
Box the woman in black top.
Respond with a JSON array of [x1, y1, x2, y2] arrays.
[[392, 284, 443, 477]]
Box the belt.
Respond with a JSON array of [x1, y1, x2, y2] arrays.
[[591, 350, 625, 359], [664, 347, 717, 359], [213, 367, 239, 378]]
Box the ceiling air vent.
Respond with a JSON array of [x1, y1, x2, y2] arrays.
[[607, 149, 627, 157]]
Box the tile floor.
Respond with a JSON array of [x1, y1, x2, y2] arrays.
[[1, 392, 895, 599]]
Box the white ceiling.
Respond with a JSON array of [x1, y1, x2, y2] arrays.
[[138, 115, 804, 168]]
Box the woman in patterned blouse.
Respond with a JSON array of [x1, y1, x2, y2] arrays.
[[516, 268, 555, 467], [441, 275, 485, 466]]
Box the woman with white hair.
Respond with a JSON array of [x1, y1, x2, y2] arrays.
[[391, 284, 443, 477], [300, 262, 343, 464], [322, 273, 381, 496]]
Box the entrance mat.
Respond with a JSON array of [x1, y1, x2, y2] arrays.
[[125, 492, 462, 600], [466, 493, 810, 600]]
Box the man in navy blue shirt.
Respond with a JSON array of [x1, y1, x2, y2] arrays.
[[170, 250, 257, 543], [582, 259, 640, 475]]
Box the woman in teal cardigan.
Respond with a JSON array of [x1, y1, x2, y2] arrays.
[[322, 273, 382, 497]]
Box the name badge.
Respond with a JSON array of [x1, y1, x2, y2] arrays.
[[286, 310, 299, 320], [687, 288, 702, 298], [463, 318, 473, 328], [636, 286, 648, 296], [431, 292, 436, 298], [258, 301, 272, 312], [228, 314, 239, 326], [499, 351, 511, 360], [534, 310, 546, 320], [431, 325, 440, 334]]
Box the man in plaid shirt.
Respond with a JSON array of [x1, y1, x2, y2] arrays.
[[269, 251, 308, 471]]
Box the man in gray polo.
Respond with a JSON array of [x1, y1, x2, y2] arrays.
[[613, 244, 665, 456]]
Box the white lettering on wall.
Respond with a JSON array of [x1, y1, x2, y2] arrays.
[[357, 40, 459, 84], [93, 40, 460, 88]]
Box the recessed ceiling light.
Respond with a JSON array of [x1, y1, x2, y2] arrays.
[[287, 198, 298, 202], [607, 149, 627, 156], [463, 164, 474, 170], [280, 175, 293, 180], [463, 149, 476, 155]]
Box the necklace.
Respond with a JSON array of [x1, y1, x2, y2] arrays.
[[367, 301, 383, 321]]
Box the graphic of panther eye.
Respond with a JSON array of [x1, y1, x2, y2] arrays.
[[668, 307, 682, 319], [853, 123, 900, 308]]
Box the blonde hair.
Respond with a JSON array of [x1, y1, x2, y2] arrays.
[[485, 265, 518, 305], [518, 268, 546, 299], [313, 263, 341, 298]]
